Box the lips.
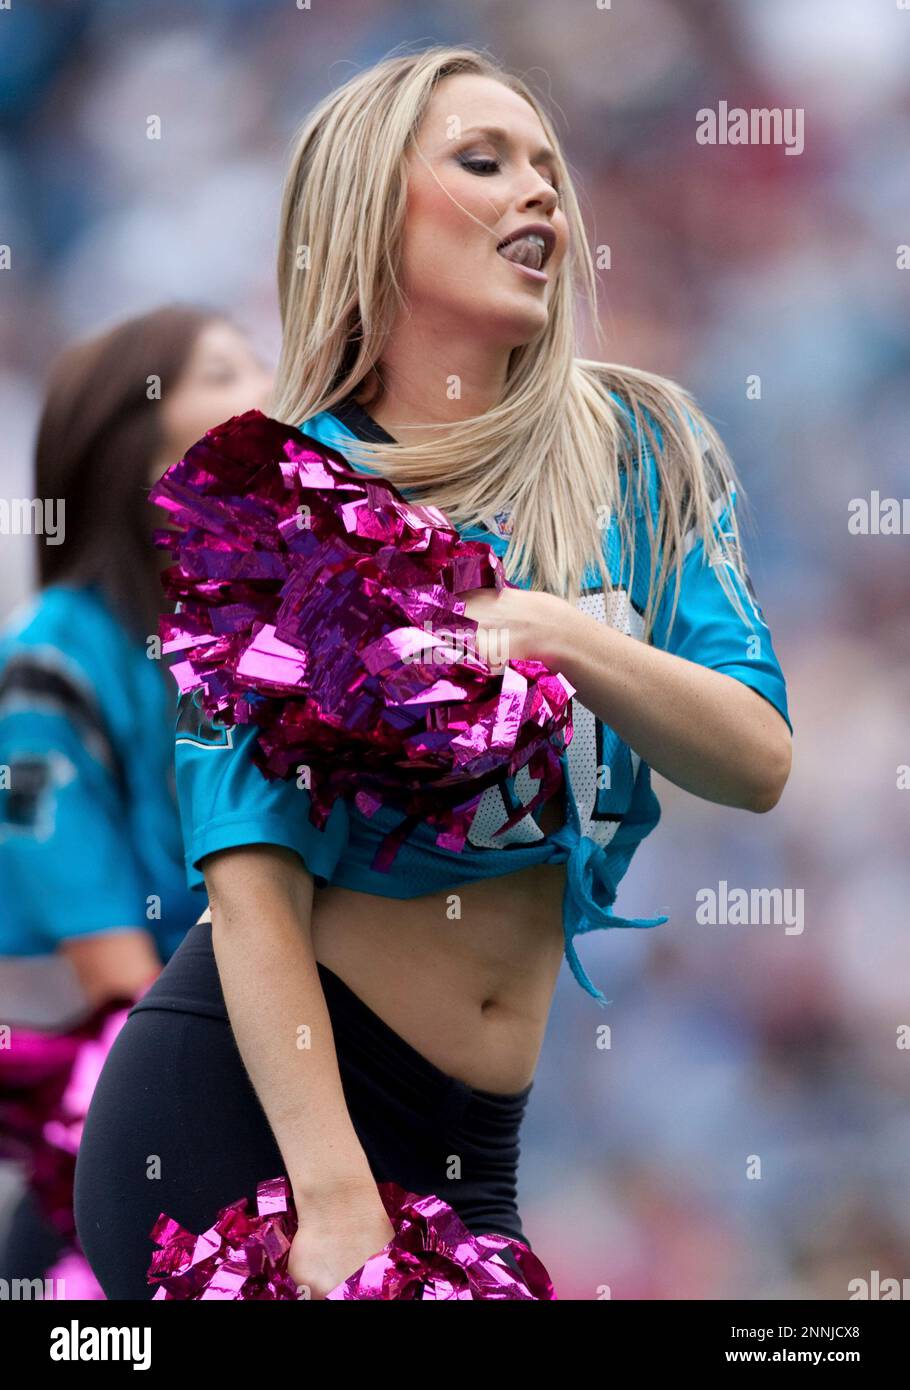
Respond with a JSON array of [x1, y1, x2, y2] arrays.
[[495, 223, 556, 272]]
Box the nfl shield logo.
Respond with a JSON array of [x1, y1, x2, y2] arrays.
[[486, 508, 514, 538]]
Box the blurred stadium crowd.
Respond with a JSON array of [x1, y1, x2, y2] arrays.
[[1, 0, 908, 1299]]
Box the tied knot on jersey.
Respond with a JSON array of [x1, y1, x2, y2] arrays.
[[550, 823, 669, 1005]]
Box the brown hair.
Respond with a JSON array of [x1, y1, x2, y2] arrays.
[[34, 302, 224, 644]]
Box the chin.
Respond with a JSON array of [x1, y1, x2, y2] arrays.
[[507, 313, 551, 347], [482, 299, 550, 345]]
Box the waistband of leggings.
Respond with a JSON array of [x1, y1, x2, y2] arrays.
[[316, 958, 534, 1124], [130, 919, 534, 1120]]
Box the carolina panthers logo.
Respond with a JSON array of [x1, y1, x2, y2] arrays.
[[0, 752, 76, 841], [175, 689, 234, 749]]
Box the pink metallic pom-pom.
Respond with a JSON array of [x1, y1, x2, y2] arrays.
[[0, 999, 132, 1244], [148, 1176, 556, 1300], [44, 1248, 105, 1300], [149, 410, 574, 868], [0, 998, 132, 1297]]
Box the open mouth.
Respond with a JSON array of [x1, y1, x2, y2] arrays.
[[495, 224, 556, 274]]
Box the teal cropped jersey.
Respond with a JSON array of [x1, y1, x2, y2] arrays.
[[0, 584, 200, 960], [174, 393, 791, 1003]]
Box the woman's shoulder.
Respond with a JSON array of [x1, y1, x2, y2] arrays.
[[583, 361, 728, 507], [0, 583, 133, 698], [576, 357, 713, 449]]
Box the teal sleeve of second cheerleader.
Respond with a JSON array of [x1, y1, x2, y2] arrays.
[[0, 691, 153, 951]]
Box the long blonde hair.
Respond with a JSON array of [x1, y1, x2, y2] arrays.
[[270, 44, 753, 642]]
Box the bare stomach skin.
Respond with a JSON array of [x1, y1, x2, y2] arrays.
[[198, 802, 568, 1094], [309, 796, 567, 1096]]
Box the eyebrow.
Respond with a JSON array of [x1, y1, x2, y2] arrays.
[[458, 124, 558, 165]]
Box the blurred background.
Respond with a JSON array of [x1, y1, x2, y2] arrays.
[[1, 0, 908, 1299]]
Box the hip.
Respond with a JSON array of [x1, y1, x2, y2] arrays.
[[74, 999, 531, 1300], [81, 942, 535, 1268]]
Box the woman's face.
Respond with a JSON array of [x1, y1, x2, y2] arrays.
[[399, 74, 570, 348], [148, 319, 273, 489]]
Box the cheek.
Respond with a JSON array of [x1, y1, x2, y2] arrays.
[[171, 399, 215, 449], [159, 391, 224, 463], [178, 384, 255, 442], [554, 217, 571, 269], [402, 174, 495, 289], [158, 393, 195, 455]]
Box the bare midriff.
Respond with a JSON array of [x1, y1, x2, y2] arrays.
[[310, 794, 568, 1096]]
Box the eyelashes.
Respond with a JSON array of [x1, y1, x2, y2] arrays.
[[458, 156, 500, 176], [457, 154, 560, 195]]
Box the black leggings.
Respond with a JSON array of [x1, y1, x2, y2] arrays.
[[0, 1184, 66, 1284], [74, 920, 533, 1300]]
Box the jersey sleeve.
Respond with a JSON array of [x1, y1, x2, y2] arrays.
[[0, 657, 153, 943], [174, 689, 350, 891], [650, 482, 792, 733]]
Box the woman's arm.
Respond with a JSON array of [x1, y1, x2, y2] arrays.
[[203, 842, 394, 1298], [537, 599, 791, 810], [60, 930, 162, 1008], [459, 588, 791, 812]]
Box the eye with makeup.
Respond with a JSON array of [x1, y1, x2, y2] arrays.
[[457, 154, 498, 176], [456, 152, 560, 194]]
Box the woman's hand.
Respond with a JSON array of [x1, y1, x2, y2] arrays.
[[454, 586, 567, 670], [288, 1181, 396, 1300]]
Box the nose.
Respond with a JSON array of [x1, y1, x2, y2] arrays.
[[517, 169, 559, 218]]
